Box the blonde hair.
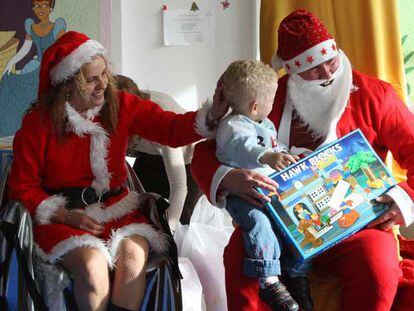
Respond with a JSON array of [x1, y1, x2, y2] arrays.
[[34, 56, 119, 139], [222, 60, 277, 112]]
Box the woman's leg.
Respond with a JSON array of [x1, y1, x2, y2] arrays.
[[61, 247, 110, 311], [111, 235, 149, 310]]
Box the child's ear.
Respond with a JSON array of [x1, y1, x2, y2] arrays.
[[249, 101, 258, 115]]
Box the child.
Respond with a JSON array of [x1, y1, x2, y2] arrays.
[[216, 60, 304, 311]]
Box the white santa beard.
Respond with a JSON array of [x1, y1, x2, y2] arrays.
[[286, 52, 353, 138]]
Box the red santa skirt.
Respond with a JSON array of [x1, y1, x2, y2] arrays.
[[34, 191, 168, 268]]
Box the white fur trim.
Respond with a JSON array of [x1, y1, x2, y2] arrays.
[[210, 165, 233, 208], [34, 244, 49, 261], [48, 234, 114, 269], [387, 186, 414, 227], [271, 54, 284, 71], [283, 39, 338, 74], [108, 223, 169, 263], [65, 102, 111, 194], [35, 195, 67, 225], [195, 100, 215, 138], [84, 191, 143, 223], [50, 39, 105, 85]]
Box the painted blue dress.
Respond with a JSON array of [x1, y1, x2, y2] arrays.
[[0, 18, 66, 136]]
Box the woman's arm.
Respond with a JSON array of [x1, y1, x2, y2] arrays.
[[127, 94, 207, 147], [161, 145, 187, 230], [3, 38, 33, 75]]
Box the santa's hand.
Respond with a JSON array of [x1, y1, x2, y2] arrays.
[[367, 195, 404, 231], [219, 168, 278, 207], [66, 210, 105, 235]]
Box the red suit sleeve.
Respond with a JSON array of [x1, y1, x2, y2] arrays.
[[8, 110, 54, 219], [190, 139, 221, 203], [125, 92, 204, 147], [376, 84, 414, 199]]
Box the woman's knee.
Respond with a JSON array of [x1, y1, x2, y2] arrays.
[[116, 236, 149, 276], [63, 247, 110, 292]]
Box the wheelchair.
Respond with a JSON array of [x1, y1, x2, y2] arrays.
[[0, 160, 182, 311]]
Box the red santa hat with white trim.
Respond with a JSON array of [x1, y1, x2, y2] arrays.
[[271, 9, 338, 74], [38, 31, 106, 98]]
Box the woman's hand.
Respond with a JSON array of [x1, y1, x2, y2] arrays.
[[210, 75, 229, 121], [67, 210, 105, 235], [219, 168, 278, 207], [53, 207, 104, 235]]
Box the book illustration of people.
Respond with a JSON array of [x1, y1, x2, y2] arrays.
[[0, 0, 66, 136], [260, 130, 395, 262]]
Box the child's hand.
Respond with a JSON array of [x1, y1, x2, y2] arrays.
[[260, 152, 299, 171]]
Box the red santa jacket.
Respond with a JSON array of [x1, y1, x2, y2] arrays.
[[191, 70, 414, 222], [9, 91, 205, 224]]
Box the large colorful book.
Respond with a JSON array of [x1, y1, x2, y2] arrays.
[[258, 130, 395, 263]]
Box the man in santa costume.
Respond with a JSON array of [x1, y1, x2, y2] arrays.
[[191, 9, 414, 311], [8, 31, 219, 310]]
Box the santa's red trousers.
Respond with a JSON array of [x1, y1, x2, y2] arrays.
[[224, 227, 402, 311]]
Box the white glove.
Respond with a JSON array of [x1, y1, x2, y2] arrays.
[[2, 39, 33, 76]]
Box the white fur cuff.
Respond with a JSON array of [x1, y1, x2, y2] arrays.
[[108, 223, 169, 263], [195, 100, 215, 138], [84, 191, 143, 223], [210, 164, 233, 208], [387, 185, 414, 227], [47, 234, 114, 268], [35, 195, 67, 225]]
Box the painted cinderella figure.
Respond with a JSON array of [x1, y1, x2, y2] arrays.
[[0, 0, 66, 136]]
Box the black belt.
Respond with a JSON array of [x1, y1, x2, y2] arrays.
[[46, 186, 125, 209]]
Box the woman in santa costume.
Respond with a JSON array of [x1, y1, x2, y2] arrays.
[[191, 9, 414, 311], [8, 31, 220, 311]]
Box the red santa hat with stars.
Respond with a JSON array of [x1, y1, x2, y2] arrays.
[[271, 9, 338, 74], [38, 31, 105, 98]]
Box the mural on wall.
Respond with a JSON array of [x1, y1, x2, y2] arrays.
[[399, 0, 414, 105], [0, 0, 103, 137]]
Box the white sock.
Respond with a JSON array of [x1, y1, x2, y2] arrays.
[[259, 276, 279, 289]]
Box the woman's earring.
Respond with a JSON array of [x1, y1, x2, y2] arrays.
[[65, 94, 71, 101]]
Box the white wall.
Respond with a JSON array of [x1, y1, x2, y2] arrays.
[[117, 0, 258, 111]]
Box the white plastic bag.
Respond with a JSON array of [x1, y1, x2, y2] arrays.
[[179, 257, 207, 311], [175, 196, 234, 311]]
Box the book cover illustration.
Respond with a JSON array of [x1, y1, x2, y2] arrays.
[[258, 130, 396, 261]]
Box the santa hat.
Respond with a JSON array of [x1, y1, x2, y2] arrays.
[[38, 31, 105, 97], [271, 9, 338, 74]]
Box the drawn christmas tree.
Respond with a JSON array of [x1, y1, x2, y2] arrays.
[[190, 2, 199, 11]]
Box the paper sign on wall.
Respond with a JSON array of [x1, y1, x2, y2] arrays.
[[163, 9, 214, 46]]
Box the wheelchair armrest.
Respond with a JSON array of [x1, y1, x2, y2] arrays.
[[0, 160, 12, 209]]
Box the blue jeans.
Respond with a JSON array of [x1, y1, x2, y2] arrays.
[[226, 195, 282, 278], [226, 195, 311, 278]]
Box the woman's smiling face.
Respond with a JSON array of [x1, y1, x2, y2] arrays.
[[70, 56, 109, 112]]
